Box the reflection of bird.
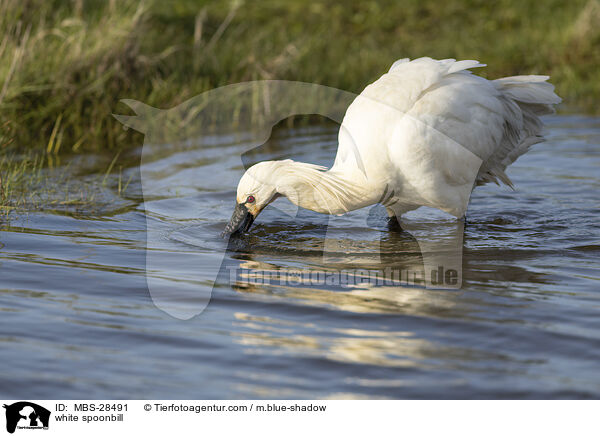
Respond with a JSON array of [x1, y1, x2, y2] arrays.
[[224, 57, 561, 235]]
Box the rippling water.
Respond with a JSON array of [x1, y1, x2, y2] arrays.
[[1, 115, 599, 399]]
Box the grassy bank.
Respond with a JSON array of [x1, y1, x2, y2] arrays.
[[0, 0, 599, 155]]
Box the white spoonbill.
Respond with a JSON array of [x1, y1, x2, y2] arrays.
[[223, 57, 561, 235]]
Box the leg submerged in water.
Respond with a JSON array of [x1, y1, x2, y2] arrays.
[[387, 215, 402, 232], [385, 202, 416, 232]]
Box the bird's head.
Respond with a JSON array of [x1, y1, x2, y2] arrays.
[[222, 161, 283, 236]]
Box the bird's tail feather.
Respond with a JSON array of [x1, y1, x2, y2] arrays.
[[476, 76, 561, 188], [494, 75, 562, 114]]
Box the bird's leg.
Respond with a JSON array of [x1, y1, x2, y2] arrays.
[[387, 215, 403, 232], [385, 206, 403, 232], [385, 202, 409, 232]]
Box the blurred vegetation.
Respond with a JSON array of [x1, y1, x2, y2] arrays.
[[0, 0, 599, 156]]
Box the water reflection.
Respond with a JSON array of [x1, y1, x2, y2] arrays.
[[1, 116, 599, 398]]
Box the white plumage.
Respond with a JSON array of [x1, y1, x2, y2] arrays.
[[224, 57, 561, 235]]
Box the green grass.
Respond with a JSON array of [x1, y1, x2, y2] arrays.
[[0, 0, 599, 215], [0, 150, 48, 217], [0, 147, 137, 218], [0, 0, 599, 157]]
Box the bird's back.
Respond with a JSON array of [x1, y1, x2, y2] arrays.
[[333, 57, 561, 217]]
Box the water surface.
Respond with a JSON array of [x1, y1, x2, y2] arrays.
[[1, 115, 599, 399]]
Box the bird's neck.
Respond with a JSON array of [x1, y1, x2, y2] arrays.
[[275, 161, 377, 215]]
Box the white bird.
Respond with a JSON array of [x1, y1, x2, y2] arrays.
[[223, 57, 561, 235]]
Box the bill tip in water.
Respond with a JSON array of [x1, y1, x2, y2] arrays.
[[222, 203, 255, 237]]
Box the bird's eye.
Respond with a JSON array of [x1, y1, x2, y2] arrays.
[[246, 195, 255, 204]]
